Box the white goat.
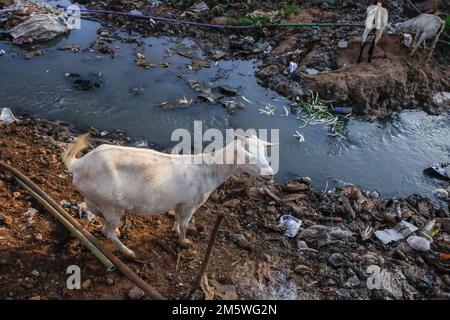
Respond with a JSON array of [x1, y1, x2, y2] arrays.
[[63, 133, 275, 258], [395, 14, 445, 60]]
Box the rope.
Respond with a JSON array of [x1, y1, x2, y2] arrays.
[[78, 8, 363, 29]]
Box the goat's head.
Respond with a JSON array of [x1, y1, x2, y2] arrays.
[[393, 22, 409, 33], [234, 134, 275, 179]]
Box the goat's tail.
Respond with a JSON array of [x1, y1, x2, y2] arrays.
[[62, 133, 90, 171]]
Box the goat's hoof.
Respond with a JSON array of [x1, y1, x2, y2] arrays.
[[178, 239, 192, 249]]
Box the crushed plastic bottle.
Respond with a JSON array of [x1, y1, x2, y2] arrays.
[[407, 236, 431, 252], [279, 215, 302, 237], [333, 106, 353, 114]]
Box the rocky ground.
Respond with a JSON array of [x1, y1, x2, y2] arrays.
[[53, 0, 450, 120], [0, 117, 449, 300]]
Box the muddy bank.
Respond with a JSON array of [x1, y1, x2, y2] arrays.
[[0, 117, 449, 300], [41, 0, 450, 120]]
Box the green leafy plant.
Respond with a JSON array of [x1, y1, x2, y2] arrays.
[[284, 4, 300, 17]]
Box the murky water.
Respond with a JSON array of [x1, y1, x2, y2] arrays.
[[1, 19, 449, 200]]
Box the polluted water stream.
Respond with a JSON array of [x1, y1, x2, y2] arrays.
[[0, 18, 449, 210]]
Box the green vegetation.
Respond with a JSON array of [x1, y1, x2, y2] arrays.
[[284, 4, 300, 17], [228, 15, 270, 26]]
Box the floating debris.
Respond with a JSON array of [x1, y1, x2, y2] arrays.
[[259, 103, 276, 116]]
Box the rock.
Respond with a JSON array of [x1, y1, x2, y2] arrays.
[[0, 0, 14, 9], [31, 269, 40, 277], [81, 279, 92, 289], [338, 40, 348, 49], [305, 68, 320, 75], [0, 214, 13, 226], [210, 17, 232, 25], [34, 233, 43, 241], [23, 50, 45, 60], [328, 253, 345, 267], [223, 199, 241, 207], [294, 264, 314, 275], [128, 286, 144, 300], [297, 240, 309, 250], [285, 181, 309, 192], [106, 278, 114, 285], [218, 85, 238, 96], [190, 1, 209, 12], [29, 296, 40, 300], [257, 65, 280, 78]]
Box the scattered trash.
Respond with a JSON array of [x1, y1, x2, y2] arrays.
[[189, 1, 209, 13], [374, 221, 418, 245], [8, 8, 74, 44], [131, 137, 148, 148], [406, 235, 431, 252], [259, 103, 276, 116], [333, 106, 353, 114], [432, 188, 448, 199], [337, 39, 348, 49], [424, 163, 450, 182], [402, 34, 413, 47], [0, 49, 5, 56], [160, 97, 193, 109], [135, 52, 155, 69], [0, 107, 17, 124], [289, 62, 298, 74], [432, 92, 450, 108], [293, 130, 305, 143], [300, 91, 347, 139], [278, 215, 302, 237], [305, 68, 320, 75], [242, 96, 253, 104]]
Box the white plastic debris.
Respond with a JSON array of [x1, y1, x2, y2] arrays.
[[433, 92, 450, 107], [406, 235, 431, 252], [338, 40, 348, 49], [305, 68, 320, 75], [0, 49, 5, 56], [9, 13, 73, 44], [279, 215, 302, 237], [432, 188, 448, 199], [0, 107, 17, 124], [374, 221, 418, 245], [289, 62, 298, 74], [402, 34, 413, 47]]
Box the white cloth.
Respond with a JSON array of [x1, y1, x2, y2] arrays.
[[362, 4, 388, 43]]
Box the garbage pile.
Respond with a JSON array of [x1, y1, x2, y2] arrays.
[[210, 175, 450, 299], [0, 1, 74, 44]]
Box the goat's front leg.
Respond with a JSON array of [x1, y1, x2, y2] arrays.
[[410, 32, 428, 57]]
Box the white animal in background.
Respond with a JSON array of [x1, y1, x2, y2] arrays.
[[395, 14, 445, 60], [358, 2, 389, 63], [63, 133, 275, 258]]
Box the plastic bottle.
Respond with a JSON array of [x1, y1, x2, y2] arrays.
[[333, 106, 353, 114]]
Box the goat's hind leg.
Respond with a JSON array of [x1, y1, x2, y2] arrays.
[[101, 208, 136, 258]]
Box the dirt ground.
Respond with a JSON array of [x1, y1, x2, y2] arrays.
[[0, 118, 449, 300]]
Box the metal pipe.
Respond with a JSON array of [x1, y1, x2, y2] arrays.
[[0, 160, 166, 300]]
